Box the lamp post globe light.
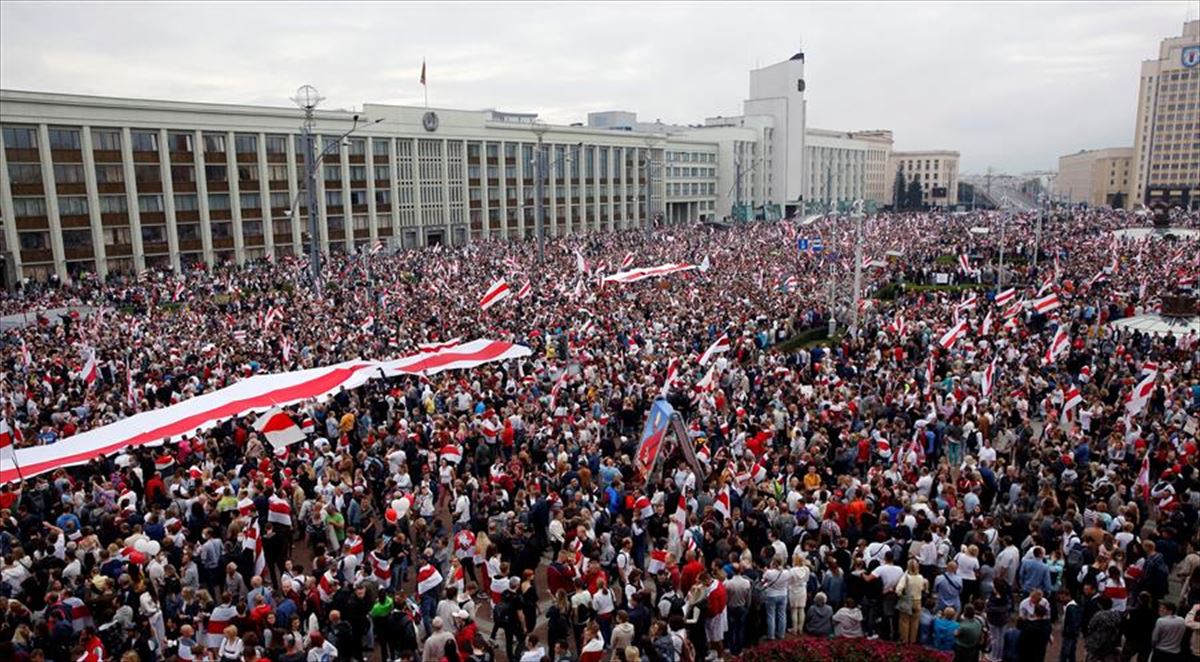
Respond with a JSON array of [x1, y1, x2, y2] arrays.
[[291, 85, 325, 295]]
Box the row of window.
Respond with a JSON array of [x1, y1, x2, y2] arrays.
[[666, 151, 715, 164]]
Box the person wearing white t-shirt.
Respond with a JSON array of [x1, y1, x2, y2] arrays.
[[868, 552, 906, 640], [954, 545, 981, 604]]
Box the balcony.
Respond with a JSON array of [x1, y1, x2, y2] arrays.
[[170, 151, 194, 164], [207, 180, 229, 193], [274, 232, 292, 244], [101, 213, 129, 226], [212, 237, 235, 250], [106, 243, 134, 257], [64, 246, 95, 260], [56, 182, 87, 195], [10, 182, 44, 196], [203, 151, 226, 163], [176, 210, 200, 223], [210, 209, 232, 221], [141, 211, 166, 224], [244, 235, 265, 247], [132, 151, 159, 163], [236, 152, 257, 164], [15, 216, 50, 230], [50, 149, 83, 163], [5, 148, 39, 162], [96, 182, 126, 195], [21, 248, 53, 263], [269, 180, 290, 191], [93, 149, 123, 163], [59, 215, 91, 229], [173, 180, 197, 193], [138, 181, 163, 194], [142, 241, 169, 254], [179, 239, 204, 252]]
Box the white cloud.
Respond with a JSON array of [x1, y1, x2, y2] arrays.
[[1, 0, 1193, 173]]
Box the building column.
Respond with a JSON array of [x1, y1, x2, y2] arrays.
[[158, 129, 181, 273], [256, 132, 274, 258], [387, 137, 400, 245], [226, 131, 245, 264], [498, 141, 508, 240], [339, 138, 352, 252], [441, 139, 452, 244], [365, 137, 379, 248], [192, 130, 213, 266], [35, 125, 68, 281], [0, 129, 25, 280], [411, 138, 424, 246], [78, 126, 109, 278], [285, 134, 302, 254]]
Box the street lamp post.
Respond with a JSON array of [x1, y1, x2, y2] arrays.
[[531, 122, 549, 264], [292, 85, 325, 295], [997, 196, 1009, 287], [289, 86, 382, 294], [644, 138, 660, 238], [850, 199, 865, 335]]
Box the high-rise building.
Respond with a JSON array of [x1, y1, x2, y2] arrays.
[[1056, 147, 1133, 208], [1129, 20, 1200, 209]]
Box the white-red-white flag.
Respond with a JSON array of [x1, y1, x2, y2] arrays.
[[994, 288, 1017, 307], [938, 320, 969, 350], [1125, 373, 1156, 418], [254, 408, 306, 450], [517, 281, 532, 299], [79, 350, 98, 387], [439, 444, 463, 464], [1136, 453, 1151, 501], [698, 333, 731, 365], [268, 495, 293, 527], [621, 252, 635, 269], [417, 563, 443, 595], [1032, 293, 1061, 314], [981, 357, 997, 400], [714, 486, 731, 518], [979, 310, 994, 337], [0, 419, 15, 465], [480, 279, 511, 310], [1044, 326, 1070, 364]]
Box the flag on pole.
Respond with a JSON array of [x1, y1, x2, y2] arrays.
[[480, 279, 511, 310], [0, 419, 16, 466], [517, 281, 532, 299], [1044, 326, 1070, 364], [242, 519, 268, 578], [420, 59, 426, 86], [621, 252, 635, 269], [79, 350, 98, 388], [1061, 386, 1083, 420], [938, 320, 969, 350], [1135, 453, 1151, 501], [698, 333, 731, 365], [994, 287, 1017, 307], [981, 357, 997, 400], [714, 486, 731, 518], [1125, 373, 1156, 417], [1032, 292, 1061, 314]]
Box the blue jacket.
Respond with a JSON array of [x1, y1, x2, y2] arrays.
[[1019, 557, 1053, 594]]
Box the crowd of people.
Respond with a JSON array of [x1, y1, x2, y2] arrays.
[[0, 206, 1197, 662]]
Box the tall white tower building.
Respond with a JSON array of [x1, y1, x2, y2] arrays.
[[743, 52, 808, 214]]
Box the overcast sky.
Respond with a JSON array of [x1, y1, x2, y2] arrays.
[[1, 1, 1195, 173]]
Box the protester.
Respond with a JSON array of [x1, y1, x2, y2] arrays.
[[0, 207, 1196, 662]]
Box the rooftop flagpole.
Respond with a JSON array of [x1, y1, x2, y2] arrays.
[[421, 58, 428, 108]]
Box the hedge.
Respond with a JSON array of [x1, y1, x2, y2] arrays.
[[731, 636, 951, 662]]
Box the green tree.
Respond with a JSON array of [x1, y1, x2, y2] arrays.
[[893, 168, 906, 210], [906, 175, 924, 210]]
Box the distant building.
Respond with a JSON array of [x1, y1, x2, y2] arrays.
[[803, 128, 893, 208], [1056, 147, 1133, 208], [1129, 20, 1200, 209], [888, 150, 960, 207]]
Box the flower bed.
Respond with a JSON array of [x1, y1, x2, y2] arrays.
[[731, 636, 951, 662]]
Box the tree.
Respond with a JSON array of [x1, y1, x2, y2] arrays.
[[893, 168, 906, 210], [906, 175, 924, 210]]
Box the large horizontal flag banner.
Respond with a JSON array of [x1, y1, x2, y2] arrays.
[[603, 263, 697, 284], [377, 339, 532, 377], [0, 338, 530, 484]]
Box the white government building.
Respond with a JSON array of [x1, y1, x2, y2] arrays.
[[0, 51, 957, 282]]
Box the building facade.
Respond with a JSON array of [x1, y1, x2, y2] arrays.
[[1056, 147, 1133, 208], [888, 150, 960, 207], [743, 53, 807, 213], [803, 128, 893, 208], [0, 90, 682, 281], [1129, 20, 1200, 209]]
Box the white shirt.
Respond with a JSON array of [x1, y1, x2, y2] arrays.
[[872, 563, 905, 592], [592, 588, 615, 615], [955, 552, 979, 580]]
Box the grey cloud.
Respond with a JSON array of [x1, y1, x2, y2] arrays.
[[1, 0, 1194, 173]]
